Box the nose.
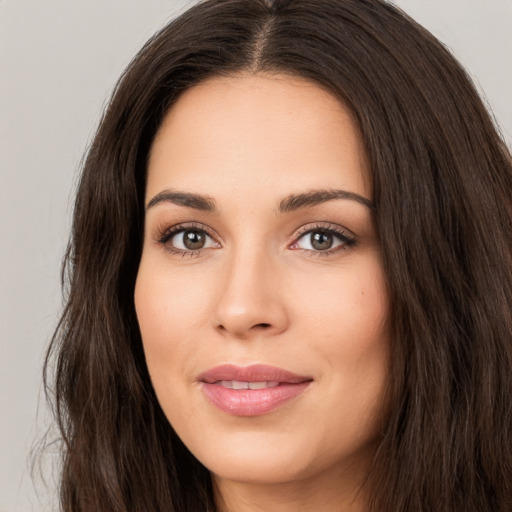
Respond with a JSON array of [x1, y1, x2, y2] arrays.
[[213, 247, 289, 339]]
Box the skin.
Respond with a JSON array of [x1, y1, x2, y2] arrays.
[[135, 73, 391, 512]]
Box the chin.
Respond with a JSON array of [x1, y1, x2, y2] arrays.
[[204, 448, 312, 485], [178, 424, 311, 483], [179, 420, 375, 487]]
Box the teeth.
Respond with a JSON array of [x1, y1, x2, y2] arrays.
[[217, 380, 280, 390], [249, 381, 279, 389]]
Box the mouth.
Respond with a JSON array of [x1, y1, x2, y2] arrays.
[[198, 364, 313, 417]]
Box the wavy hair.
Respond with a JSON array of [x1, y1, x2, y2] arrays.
[[45, 0, 512, 510]]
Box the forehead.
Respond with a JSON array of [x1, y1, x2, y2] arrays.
[[147, 72, 370, 204]]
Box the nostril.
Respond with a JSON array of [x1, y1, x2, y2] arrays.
[[254, 323, 271, 329]]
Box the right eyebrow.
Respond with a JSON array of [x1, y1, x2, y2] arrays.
[[146, 189, 218, 212]]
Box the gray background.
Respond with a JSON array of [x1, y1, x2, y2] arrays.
[[1, 1, 510, 511]]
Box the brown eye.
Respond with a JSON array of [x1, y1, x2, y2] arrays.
[[182, 230, 206, 250], [161, 226, 219, 253], [291, 226, 356, 254], [310, 232, 333, 251]]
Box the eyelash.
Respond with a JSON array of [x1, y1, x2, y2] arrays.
[[290, 223, 357, 257], [155, 222, 217, 258], [154, 222, 357, 258]]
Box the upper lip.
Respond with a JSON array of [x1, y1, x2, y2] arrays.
[[198, 364, 312, 384]]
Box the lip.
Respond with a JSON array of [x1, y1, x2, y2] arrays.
[[198, 364, 313, 417]]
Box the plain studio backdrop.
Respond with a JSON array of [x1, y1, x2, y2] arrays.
[[0, 1, 510, 511]]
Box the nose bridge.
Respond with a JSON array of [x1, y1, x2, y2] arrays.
[[214, 239, 287, 338]]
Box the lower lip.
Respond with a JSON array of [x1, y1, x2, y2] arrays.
[[201, 382, 311, 416]]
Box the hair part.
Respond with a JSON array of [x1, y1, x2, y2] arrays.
[[45, 1, 512, 510]]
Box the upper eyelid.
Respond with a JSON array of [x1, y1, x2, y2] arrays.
[[291, 222, 355, 240], [157, 222, 219, 240]]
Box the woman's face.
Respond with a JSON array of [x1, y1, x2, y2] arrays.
[[135, 73, 390, 493]]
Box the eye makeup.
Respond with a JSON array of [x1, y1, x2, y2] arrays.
[[153, 221, 219, 258], [289, 222, 357, 258], [152, 219, 357, 259]]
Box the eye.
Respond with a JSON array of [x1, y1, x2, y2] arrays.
[[290, 225, 356, 255], [171, 229, 216, 251], [156, 223, 220, 256]]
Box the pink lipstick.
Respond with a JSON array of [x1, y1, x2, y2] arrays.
[[198, 364, 312, 416]]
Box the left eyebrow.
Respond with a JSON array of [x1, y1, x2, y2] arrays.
[[278, 189, 375, 213]]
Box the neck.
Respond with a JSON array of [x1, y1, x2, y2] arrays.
[[212, 463, 370, 512]]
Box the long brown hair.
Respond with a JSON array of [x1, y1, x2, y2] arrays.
[[45, 1, 512, 510]]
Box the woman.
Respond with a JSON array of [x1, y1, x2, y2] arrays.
[[45, 0, 512, 511]]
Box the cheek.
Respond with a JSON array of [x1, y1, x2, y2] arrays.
[[134, 262, 208, 391], [135, 253, 213, 331], [134, 273, 204, 441], [290, 256, 389, 347], [289, 257, 391, 415]]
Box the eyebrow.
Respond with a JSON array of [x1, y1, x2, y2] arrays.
[[146, 188, 374, 212], [277, 189, 375, 212], [147, 190, 217, 212]]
